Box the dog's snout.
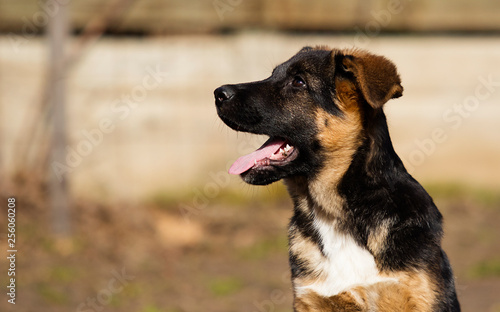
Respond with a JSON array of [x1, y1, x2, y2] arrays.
[[214, 85, 235, 107]]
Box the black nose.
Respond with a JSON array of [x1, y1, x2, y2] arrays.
[[214, 85, 235, 107]]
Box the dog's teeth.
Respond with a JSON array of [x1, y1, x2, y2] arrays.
[[254, 159, 257, 165], [285, 144, 291, 151], [280, 148, 284, 155]]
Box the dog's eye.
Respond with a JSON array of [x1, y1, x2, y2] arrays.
[[292, 76, 306, 88]]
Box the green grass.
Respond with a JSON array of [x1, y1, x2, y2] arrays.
[[238, 234, 289, 260], [491, 303, 500, 312], [206, 276, 244, 297], [148, 191, 183, 209], [147, 183, 289, 209], [50, 266, 79, 283], [151, 182, 499, 212], [141, 306, 181, 312], [424, 182, 500, 208], [467, 258, 500, 279], [37, 283, 68, 305], [122, 282, 144, 298], [141, 305, 164, 312]]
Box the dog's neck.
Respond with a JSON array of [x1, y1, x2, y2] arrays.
[[284, 110, 405, 220], [284, 151, 353, 221], [344, 110, 408, 198]]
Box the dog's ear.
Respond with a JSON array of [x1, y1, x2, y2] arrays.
[[339, 50, 403, 108], [298, 46, 314, 53]]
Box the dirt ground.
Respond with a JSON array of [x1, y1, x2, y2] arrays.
[[0, 181, 499, 312]]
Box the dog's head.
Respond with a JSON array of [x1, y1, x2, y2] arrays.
[[215, 47, 403, 186]]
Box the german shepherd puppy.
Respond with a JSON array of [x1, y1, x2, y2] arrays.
[[214, 47, 460, 311]]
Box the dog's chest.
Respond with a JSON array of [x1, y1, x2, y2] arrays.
[[294, 218, 394, 297]]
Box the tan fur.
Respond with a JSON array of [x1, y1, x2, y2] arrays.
[[307, 78, 364, 217], [366, 219, 392, 255], [288, 225, 326, 286], [288, 206, 323, 271], [288, 197, 327, 289], [295, 291, 363, 312], [295, 270, 437, 311], [284, 48, 442, 311], [352, 270, 437, 311]]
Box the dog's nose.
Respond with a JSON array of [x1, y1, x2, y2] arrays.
[[214, 85, 235, 107]]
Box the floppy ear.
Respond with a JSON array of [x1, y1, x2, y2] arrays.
[[340, 50, 403, 108]]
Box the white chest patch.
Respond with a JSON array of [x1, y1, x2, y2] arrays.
[[295, 218, 397, 297]]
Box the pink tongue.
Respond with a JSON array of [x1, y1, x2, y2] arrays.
[[229, 138, 286, 175]]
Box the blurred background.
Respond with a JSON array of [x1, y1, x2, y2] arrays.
[[0, 0, 499, 311]]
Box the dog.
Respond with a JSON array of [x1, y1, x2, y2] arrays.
[[214, 46, 460, 311]]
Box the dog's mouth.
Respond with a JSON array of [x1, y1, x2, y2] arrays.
[[228, 137, 298, 175]]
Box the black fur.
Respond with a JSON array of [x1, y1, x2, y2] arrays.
[[215, 48, 335, 185], [215, 47, 460, 311]]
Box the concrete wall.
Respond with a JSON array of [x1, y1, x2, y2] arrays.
[[1, 34, 499, 201]]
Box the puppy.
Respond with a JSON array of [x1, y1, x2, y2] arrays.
[[214, 47, 460, 311]]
